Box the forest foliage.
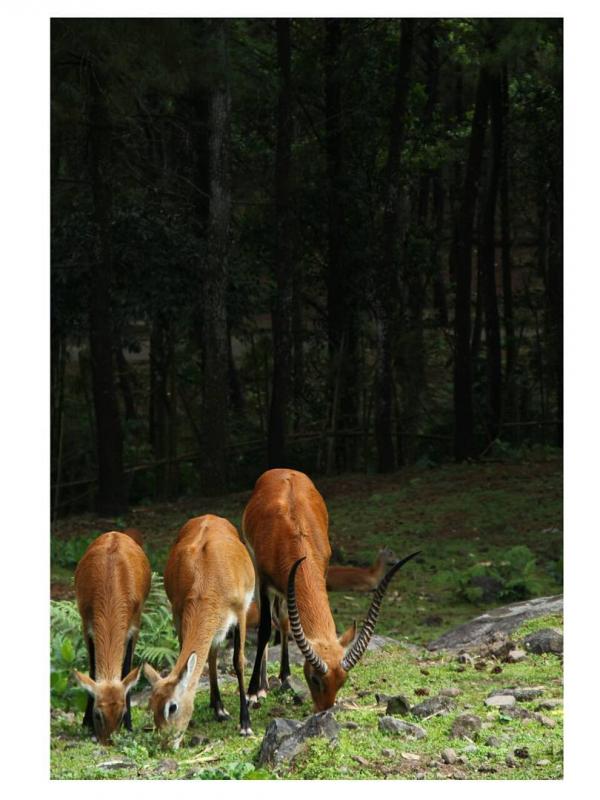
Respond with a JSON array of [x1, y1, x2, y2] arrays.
[[51, 18, 562, 514]]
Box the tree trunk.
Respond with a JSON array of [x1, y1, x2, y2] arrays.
[[201, 20, 231, 493], [87, 68, 126, 514], [268, 19, 294, 468], [481, 70, 503, 442], [500, 66, 516, 428], [115, 343, 138, 421], [450, 66, 491, 461], [374, 19, 415, 473]]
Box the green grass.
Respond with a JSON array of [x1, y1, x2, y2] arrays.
[[50, 613, 563, 779], [50, 457, 563, 779]]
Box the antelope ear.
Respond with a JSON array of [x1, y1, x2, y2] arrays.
[[339, 620, 357, 647], [123, 665, 142, 695], [143, 662, 161, 687], [178, 652, 197, 691], [73, 670, 97, 697]]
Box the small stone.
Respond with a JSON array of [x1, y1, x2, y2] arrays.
[[156, 759, 178, 774], [535, 713, 556, 728], [381, 748, 394, 757], [474, 659, 488, 671], [478, 765, 497, 773], [506, 649, 527, 663], [439, 687, 461, 698], [514, 747, 530, 759], [420, 668, 430, 675], [441, 748, 457, 764], [456, 755, 468, 764], [357, 690, 371, 698], [375, 692, 392, 705], [523, 628, 563, 655], [98, 760, 133, 771], [401, 752, 421, 762], [497, 686, 545, 701], [385, 695, 411, 716], [536, 699, 562, 711], [415, 772, 426, 779], [505, 755, 517, 768], [463, 743, 477, 754], [378, 716, 427, 739], [268, 676, 282, 690], [536, 759, 551, 767], [457, 652, 474, 665], [411, 695, 454, 718], [343, 721, 359, 730], [451, 713, 483, 739], [189, 735, 209, 748], [485, 694, 516, 708], [485, 736, 502, 748], [352, 755, 370, 767]]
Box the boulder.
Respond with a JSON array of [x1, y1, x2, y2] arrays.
[[427, 595, 563, 651], [258, 712, 339, 766], [450, 713, 483, 739], [411, 695, 454, 718], [523, 628, 563, 655], [385, 695, 411, 716], [378, 717, 427, 739]]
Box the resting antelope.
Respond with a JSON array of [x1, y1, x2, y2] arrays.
[[243, 468, 419, 710], [143, 515, 254, 748], [326, 547, 397, 592], [74, 530, 151, 743]]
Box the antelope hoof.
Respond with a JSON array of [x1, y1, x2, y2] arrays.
[[240, 726, 253, 737], [215, 708, 230, 722], [246, 693, 261, 708], [257, 689, 267, 699]]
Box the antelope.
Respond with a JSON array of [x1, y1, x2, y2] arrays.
[[143, 515, 255, 748], [326, 547, 398, 592], [74, 530, 151, 744], [242, 468, 419, 710]]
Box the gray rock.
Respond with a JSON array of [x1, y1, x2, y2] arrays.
[[485, 736, 502, 748], [536, 699, 562, 711], [495, 686, 544, 702], [375, 692, 392, 705], [441, 748, 457, 764], [98, 760, 134, 771], [505, 755, 517, 768], [463, 743, 477, 753], [439, 687, 461, 698], [478, 765, 497, 773], [428, 595, 563, 651], [485, 694, 517, 708], [385, 695, 411, 716], [536, 759, 551, 767], [258, 712, 338, 766], [381, 748, 394, 758], [411, 695, 454, 718], [523, 628, 563, 655], [343, 721, 359, 730], [378, 716, 427, 739], [450, 713, 482, 739], [156, 759, 178, 774], [506, 649, 527, 663], [281, 675, 308, 704]]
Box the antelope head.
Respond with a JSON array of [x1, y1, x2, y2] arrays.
[[143, 652, 197, 749], [73, 667, 141, 744], [287, 551, 420, 710]]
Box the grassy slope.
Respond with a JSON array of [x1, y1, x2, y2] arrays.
[[50, 456, 563, 779]]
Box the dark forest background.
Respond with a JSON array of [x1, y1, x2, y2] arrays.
[[51, 18, 563, 517]]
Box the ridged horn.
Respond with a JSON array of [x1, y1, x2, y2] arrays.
[[341, 551, 421, 671], [287, 557, 328, 675]]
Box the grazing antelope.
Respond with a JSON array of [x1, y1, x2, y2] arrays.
[[143, 515, 255, 748], [74, 530, 151, 744], [242, 468, 419, 710], [326, 547, 397, 592]]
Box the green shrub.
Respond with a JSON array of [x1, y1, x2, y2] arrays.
[[439, 545, 543, 605]]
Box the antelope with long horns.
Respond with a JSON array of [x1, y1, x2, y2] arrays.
[[242, 469, 419, 710], [143, 515, 255, 748], [74, 530, 152, 743]]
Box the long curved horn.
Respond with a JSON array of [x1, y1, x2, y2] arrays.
[[287, 557, 328, 675], [341, 551, 420, 671]]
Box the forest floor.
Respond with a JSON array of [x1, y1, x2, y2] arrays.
[[50, 453, 563, 780]]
